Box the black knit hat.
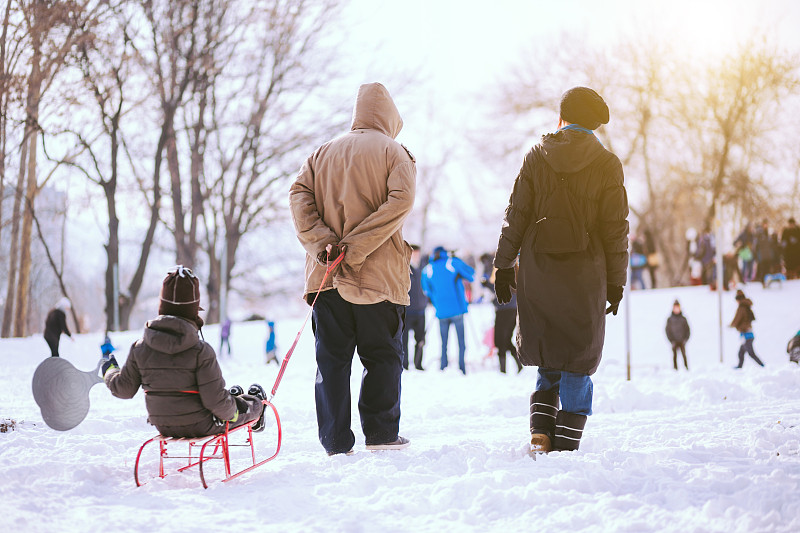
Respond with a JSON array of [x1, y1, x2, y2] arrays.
[[159, 266, 204, 327], [560, 87, 609, 130]]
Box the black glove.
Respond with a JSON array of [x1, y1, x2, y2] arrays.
[[316, 244, 344, 266], [606, 285, 623, 315], [101, 355, 119, 377], [494, 268, 516, 305]]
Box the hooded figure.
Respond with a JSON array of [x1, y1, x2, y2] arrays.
[[44, 298, 72, 357], [102, 266, 267, 438], [289, 83, 415, 455], [493, 86, 629, 454]]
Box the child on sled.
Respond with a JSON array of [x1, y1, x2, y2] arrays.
[[102, 266, 267, 437]]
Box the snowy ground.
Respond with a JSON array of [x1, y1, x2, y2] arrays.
[[2, 281, 799, 533]]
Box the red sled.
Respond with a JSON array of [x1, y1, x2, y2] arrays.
[[134, 400, 281, 489]]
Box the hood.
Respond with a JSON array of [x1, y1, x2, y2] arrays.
[[351, 82, 403, 139], [739, 298, 753, 307], [540, 129, 606, 174], [143, 315, 201, 354]]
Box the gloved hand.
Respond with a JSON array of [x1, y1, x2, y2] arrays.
[[606, 284, 623, 315], [316, 244, 344, 266], [494, 268, 516, 305], [101, 355, 119, 377]]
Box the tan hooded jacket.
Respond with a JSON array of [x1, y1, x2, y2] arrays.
[[290, 83, 416, 305]]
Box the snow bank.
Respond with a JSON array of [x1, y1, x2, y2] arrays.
[[1, 281, 799, 532]]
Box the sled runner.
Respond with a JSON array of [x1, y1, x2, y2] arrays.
[[134, 400, 281, 489]]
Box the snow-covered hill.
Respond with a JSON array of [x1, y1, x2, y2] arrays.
[[2, 281, 799, 532]]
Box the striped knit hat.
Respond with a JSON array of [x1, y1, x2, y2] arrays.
[[159, 266, 203, 326]]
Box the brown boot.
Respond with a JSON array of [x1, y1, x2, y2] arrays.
[[530, 433, 552, 454]]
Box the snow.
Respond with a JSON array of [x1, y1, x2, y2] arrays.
[[2, 281, 800, 533]]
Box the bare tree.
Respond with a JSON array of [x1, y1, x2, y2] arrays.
[[2, 0, 106, 337], [196, 0, 346, 322]]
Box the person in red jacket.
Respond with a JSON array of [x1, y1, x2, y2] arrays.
[[102, 266, 267, 437]]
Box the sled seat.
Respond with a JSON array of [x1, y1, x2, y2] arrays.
[[134, 400, 281, 489]]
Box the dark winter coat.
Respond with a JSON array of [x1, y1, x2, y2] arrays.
[[781, 225, 800, 269], [665, 312, 690, 345], [104, 315, 237, 434], [408, 264, 427, 314], [730, 299, 755, 333], [44, 309, 71, 342], [494, 128, 629, 375]]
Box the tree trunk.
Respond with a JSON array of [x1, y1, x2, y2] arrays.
[[166, 120, 191, 266], [103, 173, 119, 332], [1, 130, 27, 338], [14, 125, 40, 337]]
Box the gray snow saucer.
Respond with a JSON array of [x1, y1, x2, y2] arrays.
[[32, 357, 104, 431]]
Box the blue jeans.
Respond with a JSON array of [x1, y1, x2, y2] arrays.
[[439, 315, 466, 374], [536, 368, 593, 415]]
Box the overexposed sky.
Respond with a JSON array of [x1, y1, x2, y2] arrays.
[[338, 0, 800, 250]]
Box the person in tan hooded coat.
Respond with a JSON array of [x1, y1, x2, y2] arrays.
[[290, 82, 415, 455]]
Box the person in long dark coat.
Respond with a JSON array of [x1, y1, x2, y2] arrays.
[[44, 298, 72, 357], [493, 87, 629, 453], [781, 217, 800, 279]]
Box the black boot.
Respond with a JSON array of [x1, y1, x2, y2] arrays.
[[247, 384, 268, 432], [552, 411, 587, 451], [529, 390, 559, 452]]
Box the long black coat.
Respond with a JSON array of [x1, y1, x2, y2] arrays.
[[494, 129, 629, 375]]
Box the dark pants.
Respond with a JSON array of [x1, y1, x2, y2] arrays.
[[672, 342, 688, 370], [44, 333, 60, 357], [494, 308, 521, 373], [156, 395, 263, 438], [737, 338, 764, 367], [312, 289, 404, 454], [219, 338, 231, 356], [402, 312, 425, 370]]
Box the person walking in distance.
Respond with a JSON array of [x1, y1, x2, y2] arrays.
[[219, 318, 232, 357], [44, 298, 73, 357], [402, 245, 427, 371], [730, 289, 765, 368], [665, 300, 690, 371], [289, 82, 415, 455], [492, 87, 629, 453]]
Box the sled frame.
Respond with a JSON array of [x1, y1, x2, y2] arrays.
[[134, 400, 281, 489]]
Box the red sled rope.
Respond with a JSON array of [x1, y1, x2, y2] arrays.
[[270, 249, 345, 399]]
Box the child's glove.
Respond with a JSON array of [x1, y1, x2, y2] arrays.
[[101, 356, 119, 377]]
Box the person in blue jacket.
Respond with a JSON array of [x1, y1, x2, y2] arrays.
[[421, 246, 475, 374]]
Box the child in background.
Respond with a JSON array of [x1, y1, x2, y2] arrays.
[[265, 320, 279, 365], [100, 335, 115, 359], [219, 318, 232, 356], [665, 300, 690, 371], [730, 290, 765, 369]]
